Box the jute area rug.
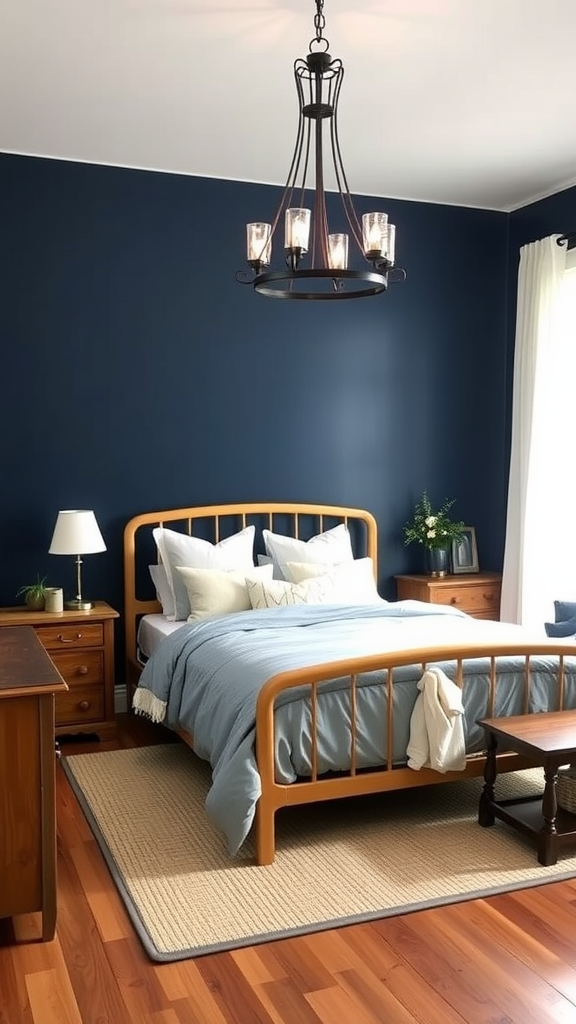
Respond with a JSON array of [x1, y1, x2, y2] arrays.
[[61, 743, 576, 963]]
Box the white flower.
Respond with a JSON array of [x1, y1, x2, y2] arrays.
[[425, 516, 437, 527], [427, 529, 436, 539]]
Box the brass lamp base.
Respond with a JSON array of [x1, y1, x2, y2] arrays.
[[65, 598, 94, 611]]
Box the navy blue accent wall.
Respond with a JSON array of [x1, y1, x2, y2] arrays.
[[509, 184, 576, 252], [0, 152, 510, 644]]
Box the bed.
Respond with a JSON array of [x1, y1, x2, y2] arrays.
[[124, 501, 576, 865]]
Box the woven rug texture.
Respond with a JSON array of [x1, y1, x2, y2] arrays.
[[61, 743, 576, 962]]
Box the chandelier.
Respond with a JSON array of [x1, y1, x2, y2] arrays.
[[236, 0, 405, 301]]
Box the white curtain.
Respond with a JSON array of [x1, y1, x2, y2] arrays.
[[501, 234, 575, 629]]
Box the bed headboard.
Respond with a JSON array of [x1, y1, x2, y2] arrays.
[[123, 501, 378, 689]]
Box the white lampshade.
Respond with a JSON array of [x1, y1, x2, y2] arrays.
[[49, 510, 106, 555]]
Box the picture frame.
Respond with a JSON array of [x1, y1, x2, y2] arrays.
[[451, 526, 479, 574]]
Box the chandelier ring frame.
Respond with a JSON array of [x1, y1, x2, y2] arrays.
[[253, 268, 389, 300]]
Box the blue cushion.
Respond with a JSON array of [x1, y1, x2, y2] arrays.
[[554, 600, 576, 623], [545, 617, 576, 638]]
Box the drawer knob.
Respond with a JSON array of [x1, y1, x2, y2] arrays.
[[58, 632, 83, 644], [78, 700, 91, 711], [76, 665, 89, 676], [450, 596, 459, 605]]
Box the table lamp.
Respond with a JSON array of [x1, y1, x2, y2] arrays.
[[49, 509, 106, 610]]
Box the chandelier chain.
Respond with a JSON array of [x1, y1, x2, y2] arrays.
[[310, 0, 328, 51]]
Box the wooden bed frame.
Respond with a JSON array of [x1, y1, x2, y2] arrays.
[[124, 500, 575, 865]]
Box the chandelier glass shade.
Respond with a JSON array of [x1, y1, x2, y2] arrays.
[[237, 0, 405, 301]]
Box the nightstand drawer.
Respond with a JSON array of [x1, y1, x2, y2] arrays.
[[434, 584, 499, 614], [56, 685, 104, 726], [35, 623, 104, 650], [49, 650, 103, 687]]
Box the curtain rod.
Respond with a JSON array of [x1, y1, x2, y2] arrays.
[[557, 231, 576, 249]]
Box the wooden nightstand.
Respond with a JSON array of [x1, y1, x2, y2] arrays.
[[0, 601, 119, 738], [395, 572, 502, 620]]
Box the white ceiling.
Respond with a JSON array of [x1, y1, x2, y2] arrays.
[[1, 0, 576, 213]]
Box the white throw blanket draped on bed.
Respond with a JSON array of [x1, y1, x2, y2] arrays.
[[406, 666, 466, 773]]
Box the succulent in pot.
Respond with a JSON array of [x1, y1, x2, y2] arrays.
[[16, 574, 49, 611]]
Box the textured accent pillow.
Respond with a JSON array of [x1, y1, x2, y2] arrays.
[[153, 525, 256, 621], [249, 571, 355, 610], [175, 563, 274, 622], [262, 523, 354, 580], [148, 564, 175, 619], [545, 618, 576, 638], [284, 557, 381, 604], [554, 601, 576, 623]]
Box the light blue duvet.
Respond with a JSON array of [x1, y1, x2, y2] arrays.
[[133, 601, 576, 855]]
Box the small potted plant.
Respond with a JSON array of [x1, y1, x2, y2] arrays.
[[16, 574, 49, 611], [403, 491, 465, 576]]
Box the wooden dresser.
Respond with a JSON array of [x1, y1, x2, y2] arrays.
[[395, 572, 502, 620], [0, 602, 119, 738], [0, 626, 68, 940]]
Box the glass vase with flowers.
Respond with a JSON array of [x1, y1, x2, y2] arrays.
[[403, 491, 465, 576]]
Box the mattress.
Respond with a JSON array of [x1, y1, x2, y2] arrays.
[[137, 614, 183, 662]]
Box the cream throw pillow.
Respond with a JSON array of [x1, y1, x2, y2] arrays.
[[284, 557, 381, 604], [249, 571, 361, 610], [175, 563, 274, 622]]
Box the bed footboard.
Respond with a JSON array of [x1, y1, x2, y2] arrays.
[[254, 640, 576, 865]]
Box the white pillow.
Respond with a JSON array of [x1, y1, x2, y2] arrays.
[[148, 564, 175, 619], [262, 523, 354, 580], [249, 572, 354, 610], [175, 563, 274, 622], [284, 557, 381, 604], [153, 525, 256, 621]]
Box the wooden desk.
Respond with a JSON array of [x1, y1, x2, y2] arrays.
[[478, 710, 576, 866], [0, 627, 68, 940]]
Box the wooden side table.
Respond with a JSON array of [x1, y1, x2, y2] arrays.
[[395, 572, 502, 620], [0, 626, 68, 940], [478, 710, 576, 866], [0, 602, 119, 738]]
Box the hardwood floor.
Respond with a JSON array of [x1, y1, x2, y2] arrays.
[[2, 713, 576, 1024]]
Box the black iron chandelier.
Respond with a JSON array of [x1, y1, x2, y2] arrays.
[[236, 0, 405, 301]]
